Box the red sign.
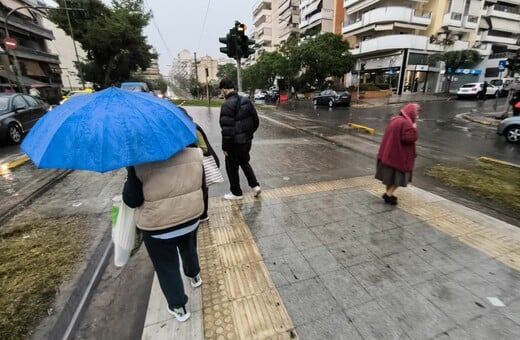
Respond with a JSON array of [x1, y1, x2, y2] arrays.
[[4, 37, 18, 50]]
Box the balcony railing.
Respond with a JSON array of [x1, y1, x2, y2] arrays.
[[12, 45, 60, 64], [462, 15, 478, 29], [494, 4, 519, 14], [342, 7, 431, 34], [443, 12, 463, 27], [0, 12, 54, 40]]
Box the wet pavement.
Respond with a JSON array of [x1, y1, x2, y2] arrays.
[[1, 102, 519, 339], [139, 107, 520, 340]]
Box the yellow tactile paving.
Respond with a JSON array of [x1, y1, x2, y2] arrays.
[[200, 198, 297, 339], [199, 176, 519, 339]]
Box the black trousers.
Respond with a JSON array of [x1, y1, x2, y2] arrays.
[[142, 227, 200, 308], [225, 142, 259, 196]]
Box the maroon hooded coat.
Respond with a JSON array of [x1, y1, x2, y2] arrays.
[[377, 104, 419, 173]]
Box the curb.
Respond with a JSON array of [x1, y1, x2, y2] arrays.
[[479, 156, 520, 169], [460, 113, 499, 127]]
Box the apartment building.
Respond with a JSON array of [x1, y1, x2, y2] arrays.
[[477, 0, 520, 78], [342, 0, 519, 94], [0, 0, 62, 94], [278, 0, 300, 43], [253, 1, 278, 53], [300, 0, 335, 35]]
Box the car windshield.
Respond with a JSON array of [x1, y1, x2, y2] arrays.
[[490, 80, 502, 86], [121, 85, 145, 92], [0, 97, 9, 112]]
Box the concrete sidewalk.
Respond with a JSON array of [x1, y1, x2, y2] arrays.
[[356, 93, 452, 107], [140, 106, 520, 339]]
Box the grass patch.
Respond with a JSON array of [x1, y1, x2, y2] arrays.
[[0, 216, 87, 340], [170, 99, 224, 107], [428, 160, 520, 213]]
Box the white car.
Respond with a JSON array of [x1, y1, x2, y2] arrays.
[[254, 90, 267, 100], [456, 82, 499, 99]]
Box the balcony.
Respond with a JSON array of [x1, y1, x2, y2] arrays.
[[344, 0, 363, 6], [350, 34, 449, 55], [300, 9, 333, 29], [462, 15, 479, 30], [253, 9, 271, 24], [12, 45, 60, 64], [0, 13, 54, 40], [342, 7, 431, 35], [478, 31, 519, 45], [443, 11, 463, 27], [484, 5, 520, 21]]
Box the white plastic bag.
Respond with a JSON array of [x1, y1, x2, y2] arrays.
[[112, 195, 137, 267], [203, 155, 224, 186]]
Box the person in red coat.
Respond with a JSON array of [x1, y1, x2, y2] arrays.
[[375, 103, 420, 205]]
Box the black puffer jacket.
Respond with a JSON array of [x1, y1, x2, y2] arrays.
[[219, 92, 259, 151]]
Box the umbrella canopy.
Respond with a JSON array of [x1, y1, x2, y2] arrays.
[[21, 87, 197, 173]]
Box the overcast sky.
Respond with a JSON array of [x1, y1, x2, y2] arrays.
[[45, 0, 257, 75], [124, 0, 257, 74]]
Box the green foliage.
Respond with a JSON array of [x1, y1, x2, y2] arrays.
[[48, 0, 156, 88], [428, 49, 482, 72], [294, 33, 355, 89], [507, 51, 520, 73], [242, 51, 283, 91], [217, 63, 237, 83]]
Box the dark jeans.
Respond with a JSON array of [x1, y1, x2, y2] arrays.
[[225, 142, 259, 196], [142, 227, 200, 308]]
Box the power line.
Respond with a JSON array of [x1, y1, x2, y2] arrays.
[[196, 0, 211, 53], [143, 0, 173, 59]]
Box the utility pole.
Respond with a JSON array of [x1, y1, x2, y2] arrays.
[[237, 59, 242, 93], [194, 52, 200, 99], [64, 0, 85, 89], [205, 67, 210, 105]]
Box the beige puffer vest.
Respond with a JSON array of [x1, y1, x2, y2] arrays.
[[134, 148, 204, 231]]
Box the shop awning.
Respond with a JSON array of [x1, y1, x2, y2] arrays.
[[491, 18, 520, 34], [0, 70, 47, 87], [22, 60, 46, 77]]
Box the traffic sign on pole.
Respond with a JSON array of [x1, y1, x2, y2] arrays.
[[498, 60, 506, 72], [3, 37, 18, 50]]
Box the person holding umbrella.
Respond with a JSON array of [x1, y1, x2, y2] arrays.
[[21, 87, 205, 323], [375, 103, 420, 205]]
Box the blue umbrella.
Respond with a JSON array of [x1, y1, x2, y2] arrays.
[[21, 87, 197, 173]]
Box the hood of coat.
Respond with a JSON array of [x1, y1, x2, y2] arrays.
[[400, 103, 420, 123]]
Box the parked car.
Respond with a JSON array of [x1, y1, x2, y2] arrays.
[[254, 90, 267, 100], [489, 78, 516, 96], [456, 82, 499, 99], [120, 82, 151, 93], [60, 88, 95, 105], [497, 116, 520, 144], [313, 89, 351, 107], [238, 91, 250, 98], [0, 93, 49, 144]]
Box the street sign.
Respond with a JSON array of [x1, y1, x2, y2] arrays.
[[3, 37, 18, 50], [498, 60, 506, 72]]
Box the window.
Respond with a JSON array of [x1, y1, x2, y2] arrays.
[[13, 95, 28, 109], [23, 95, 39, 107]]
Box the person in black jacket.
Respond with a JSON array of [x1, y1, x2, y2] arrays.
[[219, 79, 261, 200]]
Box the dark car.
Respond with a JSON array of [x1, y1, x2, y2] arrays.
[[313, 89, 351, 107], [0, 93, 49, 144]]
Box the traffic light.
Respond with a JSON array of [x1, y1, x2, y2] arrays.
[[360, 63, 366, 72], [219, 30, 238, 59], [240, 35, 255, 58], [506, 50, 520, 73]]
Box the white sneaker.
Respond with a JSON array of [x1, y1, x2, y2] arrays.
[[253, 186, 261, 197], [167, 305, 191, 322], [191, 274, 202, 288], [224, 193, 243, 200]]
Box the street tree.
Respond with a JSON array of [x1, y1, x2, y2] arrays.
[[48, 0, 156, 88], [242, 51, 284, 91], [428, 49, 482, 92], [217, 63, 237, 84], [293, 33, 355, 89]]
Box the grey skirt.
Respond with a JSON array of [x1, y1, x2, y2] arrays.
[[375, 160, 412, 187]]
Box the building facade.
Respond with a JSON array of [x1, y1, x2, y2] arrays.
[[342, 0, 519, 94], [0, 0, 62, 98], [299, 0, 335, 35]]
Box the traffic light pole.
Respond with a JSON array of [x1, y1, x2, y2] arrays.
[[237, 58, 242, 93]]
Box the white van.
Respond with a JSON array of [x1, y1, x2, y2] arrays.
[[489, 78, 516, 96]]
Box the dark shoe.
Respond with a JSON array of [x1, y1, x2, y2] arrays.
[[389, 196, 398, 205], [382, 193, 391, 203]]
